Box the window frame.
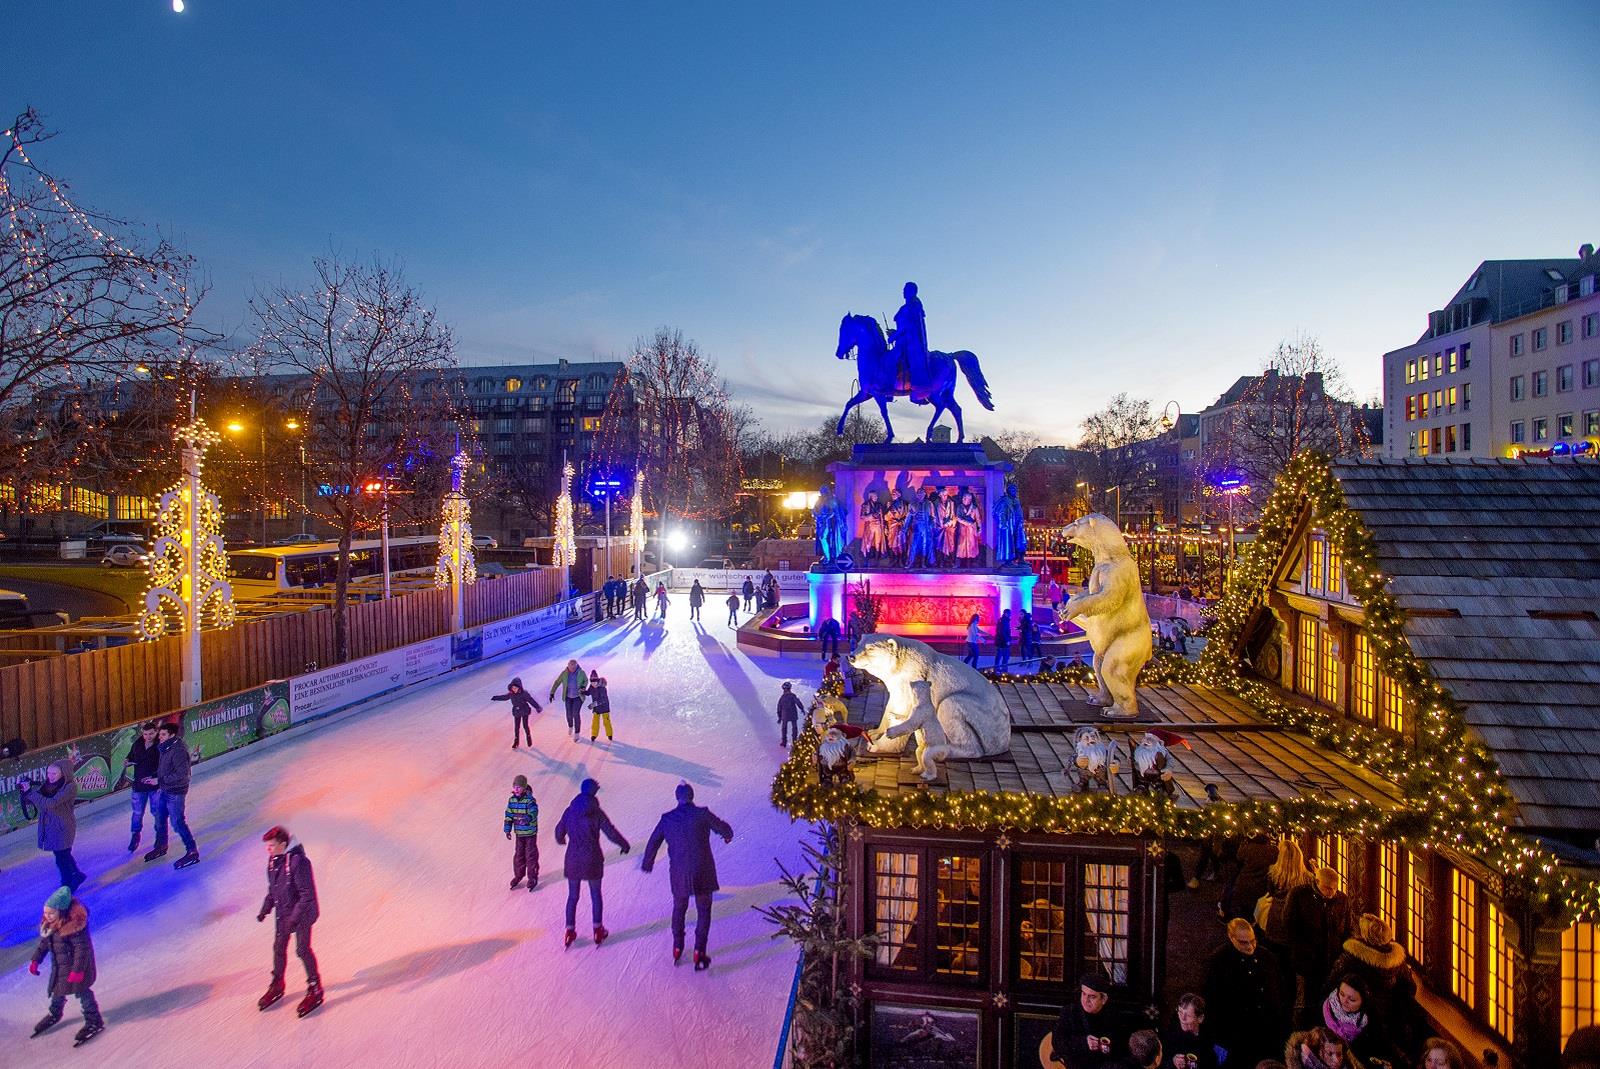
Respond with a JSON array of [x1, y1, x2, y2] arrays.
[[866, 843, 989, 987]]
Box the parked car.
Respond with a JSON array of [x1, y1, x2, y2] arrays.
[[272, 533, 322, 546], [101, 544, 150, 568], [0, 590, 68, 630], [472, 535, 498, 549], [697, 557, 733, 570]]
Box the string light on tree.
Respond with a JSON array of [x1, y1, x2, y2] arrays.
[[628, 477, 646, 575]]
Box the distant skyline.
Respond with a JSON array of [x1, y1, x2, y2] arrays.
[[8, 1, 1596, 441]]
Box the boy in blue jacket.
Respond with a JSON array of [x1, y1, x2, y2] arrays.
[[505, 774, 539, 891]]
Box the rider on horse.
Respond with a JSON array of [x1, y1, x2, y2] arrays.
[[889, 282, 929, 400]]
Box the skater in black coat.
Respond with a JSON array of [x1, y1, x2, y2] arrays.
[[553, 778, 630, 947], [491, 677, 543, 748], [642, 782, 733, 969], [688, 580, 705, 621], [256, 825, 323, 1016], [29, 885, 102, 1045]]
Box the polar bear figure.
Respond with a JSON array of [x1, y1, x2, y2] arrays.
[[876, 679, 951, 782], [1060, 513, 1152, 719], [852, 633, 1010, 759]]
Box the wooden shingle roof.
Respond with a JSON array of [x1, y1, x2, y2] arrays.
[[1332, 458, 1600, 831]]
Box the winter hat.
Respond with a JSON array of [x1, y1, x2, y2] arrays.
[[580, 778, 600, 796], [45, 886, 72, 912], [1358, 913, 1394, 948], [512, 775, 529, 789], [1079, 968, 1112, 994], [781, 682, 793, 690], [675, 782, 694, 802]]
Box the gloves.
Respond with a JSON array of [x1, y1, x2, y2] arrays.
[[257, 911, 268, 922], [67, 971, 85, 985], [506, 831, 513, 840], [28, 960, 39, 975], [723, 836, 733, 844]]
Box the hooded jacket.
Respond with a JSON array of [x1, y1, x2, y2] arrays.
[[584, 678, 611, 714], [156, 736, 193, 794], [492, 678, 542, 718], [32, 899, 95, 998], [21, 766, 77, 851], [642, 800, 732, 897], [553, 789, 628, 881], [261, 840, 320, 929]]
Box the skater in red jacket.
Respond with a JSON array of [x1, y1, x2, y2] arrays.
[[256, 825, 324, 1017]]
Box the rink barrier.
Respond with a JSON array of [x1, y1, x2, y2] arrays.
[[0, 591, 605, 835], [668, 568, 810, 596]]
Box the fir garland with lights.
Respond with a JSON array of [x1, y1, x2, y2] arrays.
[[434, 451, 477, 589]]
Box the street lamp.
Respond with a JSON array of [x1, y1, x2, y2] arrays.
[[226, 417, 302, 545], [1159, 401, 1182, 432], [1216, 475, 1251, 587]]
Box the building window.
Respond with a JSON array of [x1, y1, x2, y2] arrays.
[[1535, 370, 1549, 397], [1535, 418, 1550, 442], [1444, 425, 1457, 452], [586, 373, 610, 390], [1460, 341, 1471, 368], [1462, 382, 1472, 411], [557, 380, 578, 403], [1430, 427, 1442, 454], [1406, 851, 1430, 965], [1083, 862, 1131, 985], [1562, 922, 1600, 1044], [1586, 360, 1600, 389], [1488, 901, 1515, 1043], [1534, 327, 1549, 351], [1327, 542, 1343, 598], [1406, 360, 1417, 383], [934, 855, 983, 978], [1511, 421, 1525, 444], [504, 377, 522, 393], [494, 417, 515, 434], [1447, 349, 1458, 374], [1560, 365, 1575, 392], [1585, 313, 1599, 340], [1433, 388, 1443, 410], [1560, 414, 1575, 438], [1419, 392, 1430, 418], [1587, 412, 1600, 437], [1446, 386, 1458, 411], [1353, 633, 1376, 720], [1308, 535, 1326, 592], [532, 376, 551, 391], [1433, 353, 1444, 377], [1450, 868, 1478, 1008], [1297, 615, 1319, 698], [1406, 396, 1417, 420], [1511, 334, 1524, 357], [1418, 429, 1432, 456], [1379, 670, 1404, 734], [1408, 431, 1418, 457], [1419, 358, 1430, 381], [1462, 423, 1472, 451], [1510, 376, 1524, 401], [1558, 320, 1573, 345], [1017, 858, 1068, 983], [871, 850, 919, 972], [580, 416, 603, 432], [1377, 842, 1400, 932], [1319, 626, 1339, 706]]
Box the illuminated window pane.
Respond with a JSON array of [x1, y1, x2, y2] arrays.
[[1018, 858, 1068, 983], [1451, 868, 1478, 1007], [1563, 923, 1600, 1044], [1488, 901, 1515, 1042], [1406, 851, 1430, 966], [1327, 542, 1343, 597], [1308, 535, 1326, 592], [1298, 615, 1319, 698], [1353, 633, 1376, 720], [1083, 863, 1130, 986], [872, 851, 919, 971], [1377, 842, 1399, 932], [1379, 671, 1405, 734], [934, 854, 982, 978], [1319, 626, 1340, 706]]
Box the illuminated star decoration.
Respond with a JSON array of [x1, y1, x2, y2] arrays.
[[139, 417, 236, 639], [552, 460, 577, 569], [434, 450, 477, 589]]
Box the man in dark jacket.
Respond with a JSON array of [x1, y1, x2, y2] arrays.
[[1202, 918, 1287, 1068], [602, 575, 616, 618], [256, 825, 322, 1015], [491, 677, 542, 749], [817, 616, 842, 659], [146, 721, 199, 868], [1049, 969, 1126, 1068], [741, 575, 756, 611], [688, 580, 705, 621], [19, 761, 84, 890], [553, 778, 629, 948], [641, 782, 733, 970], [631, 578, 648, 621], [30, 885, 102, 1044], [776, 682, 804, 747], [123, 721, 161, 853], [1286, 866, 1353, 1016]]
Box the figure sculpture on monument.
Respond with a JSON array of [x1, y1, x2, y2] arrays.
[[906, 489, 939, 570], [813, 484, 849, 566], [889, 282, 930, 393], [859, 490, 887, 562], [954, 490, 982, 566], [992, 482, 1028, 566], [937, 488, 958, 567], [885, 488, 909, 567]]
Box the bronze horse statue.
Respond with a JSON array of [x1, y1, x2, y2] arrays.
[[834, 313, 994, 442]]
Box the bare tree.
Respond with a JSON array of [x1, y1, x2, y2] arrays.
[[248, 255, 457, 662], [1077, 393, 1163, 512], [0, 108, 208, 491]]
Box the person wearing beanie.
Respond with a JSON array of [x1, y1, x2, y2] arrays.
[[256, 825, 323, 1017], [18, 761, 85, 891], [584, 670, 613, 743], [776, 683, 804, 748], [29, 885, 102, 1045], [490, 678, 542, 749], [553, 778, 629, 948], [504, 774, 540, 890], [641, 782, 734, 970]]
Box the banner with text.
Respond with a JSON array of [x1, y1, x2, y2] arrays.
[[289, 635, 452, 724]]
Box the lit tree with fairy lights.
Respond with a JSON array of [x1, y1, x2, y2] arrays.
[[553, 460, 577, 594], [628, 478, 646, 576], [434, 450, 476, 630]]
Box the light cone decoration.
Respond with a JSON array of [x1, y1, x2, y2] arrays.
[[553, 460, 577, 569], [628, 479, 646, 558], [139, 417, 235, 641], [434, 451, 477, 589]]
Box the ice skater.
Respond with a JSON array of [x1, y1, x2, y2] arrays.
[[122, 720, 161, 853], [18, 761, 85, 891], [688, 579, 705, 621], [550, 659, 587, 741], [584, 669, 614, 742], [553, 778, 630, 949], [641, 782, 733, 970], [631, 578, 648, 620], [256, 826, 323, 1017], [741, 575, 755, 611], [776, 682, 804, 748], [653, 582, 671, 619], [146, 721, 200, 869], [504, 774, 540, 890], [491, 677, 542, 749], [28, 885, 103, 1046], [725, 592, 740, 626]]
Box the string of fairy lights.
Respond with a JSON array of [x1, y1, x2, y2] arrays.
[[772, 450, 1600, 920], [136, 417, 236, 640]]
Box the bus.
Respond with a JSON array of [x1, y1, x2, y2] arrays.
[[227, 536, 440, 595]]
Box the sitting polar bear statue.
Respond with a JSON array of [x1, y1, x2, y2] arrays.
[[852, 633, 1010, 760], [1060, 513, 1152, 719]]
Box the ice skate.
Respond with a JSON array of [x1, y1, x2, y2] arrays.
[[693, 951, 710, 971], [127, 832, 140, 853], [509, 876, 523, 889], [295, 981, 323, 1018], [142, 845, 168, 863], [258, 978, 285, 1010], [527, 872, 538, 892], [173, 850, 201, 869], [593, 925, 609, 947], [563, 927, 577, 949], [31, 1010, 61, 1037], [673, 946, 683, 965], [73, 1021, 104, 1046]]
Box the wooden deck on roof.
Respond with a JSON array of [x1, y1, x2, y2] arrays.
[[840, 680, 1405, 811]]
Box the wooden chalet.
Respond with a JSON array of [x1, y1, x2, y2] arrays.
[[772, 454, 1600, 1069]]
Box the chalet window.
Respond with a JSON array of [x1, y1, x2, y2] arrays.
[[1327, 542, 1343, 597], [1353, 633, 1376, 720], [1377, 842, 1400, 932], [1488, 901, 1515, 1042], [1562, 922, 1600, 1043], [1379, 670, 1404, 734], [1308, 536, 1326, 592], [1083, 863, 1131, 985], [1013, 857, 1133, 987], [1406, 851, 1431, 965], [1297, 616, 1319, 698], [868, 847, 985, 983], [1450, 868, 1478, 1007], [1312, 834, 1351, 889], [1318, 627, 1339, 706], [1017, 859, 1069, 983]]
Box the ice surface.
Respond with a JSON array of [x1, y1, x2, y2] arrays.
[[0, 606, 813, 1068]]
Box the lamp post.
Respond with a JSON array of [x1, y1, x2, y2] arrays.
[[587, 471, 625, 588], [1216, 475, 1250, 587]]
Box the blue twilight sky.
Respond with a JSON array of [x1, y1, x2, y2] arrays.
[[6, 2, 1596, 440]]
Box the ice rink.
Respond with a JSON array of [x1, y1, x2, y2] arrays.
[[0, 601, 813, 1068]]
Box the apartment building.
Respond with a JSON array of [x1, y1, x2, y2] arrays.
[[1383, 243, 1600, 458]]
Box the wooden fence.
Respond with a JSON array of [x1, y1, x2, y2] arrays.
[[0, 569, 560, 749]]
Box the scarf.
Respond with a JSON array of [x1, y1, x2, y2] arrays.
[[1322, 989, 1368, 1043]]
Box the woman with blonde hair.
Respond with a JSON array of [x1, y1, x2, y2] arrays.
[[1256, 839, 1315, 995], [1417, 1036, 1464, 1069]]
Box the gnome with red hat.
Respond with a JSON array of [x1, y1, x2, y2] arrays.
[[1131, 728, 1190, 796]]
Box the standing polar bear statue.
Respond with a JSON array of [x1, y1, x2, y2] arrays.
[[852, 634, 1010, 773], [1060, 513, 1152, 720]]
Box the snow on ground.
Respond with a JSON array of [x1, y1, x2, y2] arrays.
[[0, 602, 815, 1068]]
